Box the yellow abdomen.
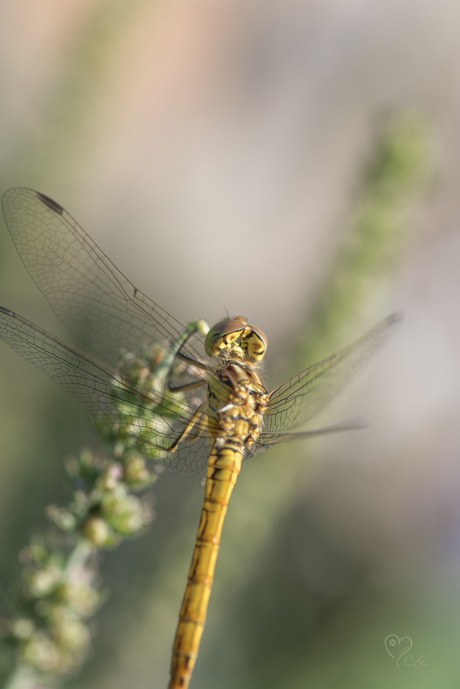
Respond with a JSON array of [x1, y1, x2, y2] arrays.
[[168, 359, 268, 689]]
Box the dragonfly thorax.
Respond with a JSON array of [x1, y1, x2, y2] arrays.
[[204, 317, 267, 363]]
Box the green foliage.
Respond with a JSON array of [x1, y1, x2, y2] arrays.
[[0, 341, 170, 685]]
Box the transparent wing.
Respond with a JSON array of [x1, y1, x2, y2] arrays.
[[0, 307, 211, 477], [264, 313, 402, 433], [1, 187, 205, 369], [251, 421, 367, 454], [241, 422, 366, 460]]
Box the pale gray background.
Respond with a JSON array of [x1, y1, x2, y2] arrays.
[[0, 2, 459, 688]]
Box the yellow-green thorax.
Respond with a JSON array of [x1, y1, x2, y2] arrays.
[[205, 317, 269, 449]]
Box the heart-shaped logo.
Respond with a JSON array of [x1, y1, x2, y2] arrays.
[[384, 634, 413, 661]]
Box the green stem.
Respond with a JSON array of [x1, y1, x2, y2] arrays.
[[63, 539, 93, 579]]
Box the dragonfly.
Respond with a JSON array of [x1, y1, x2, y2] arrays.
[[0, 187, 401, 689]]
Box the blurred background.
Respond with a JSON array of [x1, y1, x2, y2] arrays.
[[0, 1, 459, 688]]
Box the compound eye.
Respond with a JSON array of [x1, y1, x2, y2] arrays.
[[204, 318, 267, 361], [205, 319, 246, 357], [245, 325, 267, 362]]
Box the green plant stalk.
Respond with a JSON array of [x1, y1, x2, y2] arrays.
[[297, 110, 433, 367]]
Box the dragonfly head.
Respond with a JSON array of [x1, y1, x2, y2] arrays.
[[205, 317, 267, 362]]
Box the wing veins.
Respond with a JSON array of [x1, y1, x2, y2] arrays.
[[264, 313, 402, 433]]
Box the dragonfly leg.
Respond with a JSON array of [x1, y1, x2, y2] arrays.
[[176, 350, 208, 370], [168, 405, 207, 453], [168, 379, 207, 393], [166, 320, 210, 392], [175, 319, 209, 369]]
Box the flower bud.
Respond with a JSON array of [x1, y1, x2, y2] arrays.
[[83, 517, 113, 547], [24, 565, 62, 598], [11, 617, 35, 640], [123, 454, 153, 487]]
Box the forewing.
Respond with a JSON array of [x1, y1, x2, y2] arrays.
[[1, 187, 205, 369], [0, 307, 210, 477], [264, 313, 402, 433]]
